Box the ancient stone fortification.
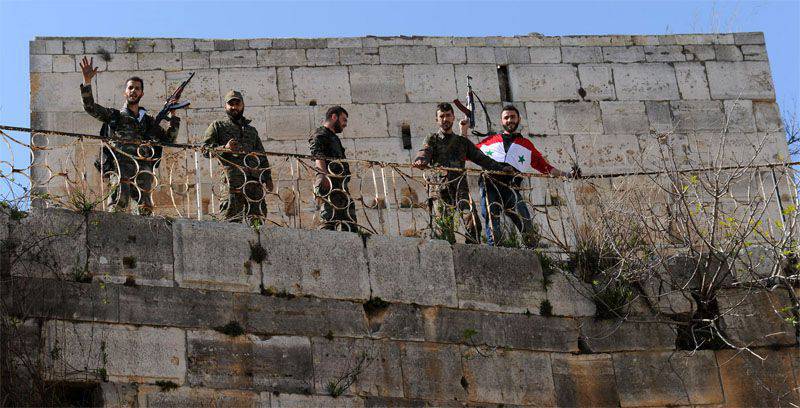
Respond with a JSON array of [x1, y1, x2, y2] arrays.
[[2, 207, 798, 406]]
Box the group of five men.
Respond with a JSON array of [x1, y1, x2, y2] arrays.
[[77, 56, 577, 245]]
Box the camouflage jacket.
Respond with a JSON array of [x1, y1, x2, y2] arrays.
[[415, 130, 507, 171], [202, 116, 271, 179], [80, 83, 179, 157], [308, 126, 350, 178]]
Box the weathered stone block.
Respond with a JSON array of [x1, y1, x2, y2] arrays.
[[753, 101, 784, 132], [455, 64, 501, 103], [717, 289, 796, 347], [613, 350, 723, 407], [296, 38, 326, 48], [137, 52, 181, 71], [139, 385, 260, 407], [292, 66, 351, 104], [272, 38, 297, 48], [30, 54, 52, 73], [734, 32, 765, 44], [85, 39, 116, 54], [173, 218, 260, 292], [210, 50, 257, 68], [31, 71, 89, 112], [96, 382, 138, 407], [275, 66, 294, 102], [552, 353, 620, 407], [379, 46, 436, 64], [219, 67, 279, 106], [602, 46, 645, 62], [579, 318, 676, 352], [562, 46, 603, 63], [742, 44, 768, 61], [403, 64, 456, 103], [171, 38, 194, 52], [529, 46, 562, 63], [508, 64, 580, 102], [368, 303, 425, 340], [600, 101, 649, 134], [105, 53, 139, 71], [546, 272, 596, 317], [87, 211, 173, 287], [671, 100, 725, 132], [556, 102, 603, 134], [714, 45, 743, 61], [51, 55, 75, 73], [119, 284, 234, 328], [706, 61, 775, 100], [312, 337, 404, 397], [465, 46, 495, 63], [44, 39, 63, 54], [165, 69, 216, 109], [643, 45, 685, 62], [525, 102, 559, 134], [9, 207, 87, 279], [645, 100, 674, 133], [264, 105, 313, 140], [271, 393, 364, 407], [187, 330, 313, 393], [577, 64, 616, 100], [675, 62, 711, 100], [452, 244, 546, 313], [683, 44, 716, 61], [613, 63, 679, 101], [561, 36, 612, 46], [334, 104, 389, 138], [8, 277, 119, 322], [462, 347, 555, 405], [366, 236, 456, 307], [349, 65, 406, 104], [518, 36, 561, 47], [572, 133, 641, 174], [340, 47, 380, 65], [716, 348, 800, 407], [43, 320, 186, 383], [261, 227, 370, 301], [234, 292, 367, 338], [723, 99, 757, 133], [257, 49, 307, 67], [399, 342, 466, 401], [328, 37, 362, 48], [307, 48, 339, 66]]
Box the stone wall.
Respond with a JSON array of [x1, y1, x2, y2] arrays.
[[2, 208, 798, 406]]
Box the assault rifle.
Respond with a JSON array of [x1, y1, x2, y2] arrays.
[[154, 72, 195, 125], [452, 75, 494, 136]]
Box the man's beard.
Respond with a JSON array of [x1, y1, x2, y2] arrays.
[[502, 122, 518, 133], [125, 95, 142, 105], [226, 109, 244, 121], [439, 122, 453, 133], [332, 121, 343, 133]]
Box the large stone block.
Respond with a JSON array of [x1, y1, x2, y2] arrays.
[[613, 63, 679, 101], [187, 330, 313, 393], [271, 393, 364, 407], [137, 52, 182, 71], [379, 46, 436, 64], [264, 105, 314, 140], [306, 48, 339, 66], [546, 272, 596, 317], [714, 45, 743, 61], [260, 227, 370, 301], [8, 277, 119, 323], [643, 45, 685, 62], [716, 348, 800, 407], [675, 62, 711, 100], [683, 44, 716, 61], [462, 347, 555, 405], [86, 211, 173, 287], [452, 244, 546, 313], [509, 64, 581, 102], [399, 342, 466, 401], [753, 101, 784, 132], [119, 284, 234, 328], [403, 64, 456, 103], [572, 133, 641, 175], [556, 102, 603, 134], [455, 64, 501, 103], [311, 337, 404, 397], [613, 350, 723, 407], [367, 303, 425, 340], [52, 54, 75, 73], [340, 47, 380, 65], [577, 64, 616, 101], [742, 44, 768, 61], [336, 104, 390, 138], [219, 67, 279, 107], [529, 46, 562, 63], [717, 289, 796, 348], [436, 46, 466, 64], [138, 385, 260, 407], [552, 353, 620, 407], [173, 218, 260, 292], [30, 54, 52, 73], [31, 72, 87, 112], [43, 320, 186, 383], [465, 46, 495, 63], [257, 49, 307, 67], [234, 292, 368, 337], [671, 100, 725, 132], [602, 46, 645, 62], [292, 66, 352, 105], [645, 100, 674, 133], [348, 65, 406, 104], [562, 46, 603, 63], [366, 235, 456, 307], [600, 101, 649, 134], [85, 39, 116, 54], [579, 319, 676, 352], [723, 99, 757, 133], [525, 102, 559, 134], [706, 61, 775, 100], [386, 103, 438, 139], [9, 207, 87, 279]]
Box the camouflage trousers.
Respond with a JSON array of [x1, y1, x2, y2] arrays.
[[220, 166, 269, 223], [431, 182, 482, 244], [107, 160, 155, 216]]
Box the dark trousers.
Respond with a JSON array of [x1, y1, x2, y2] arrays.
[[315, 174, 358, 232], [221, 166, 269, 222], [479, 179, 536, 246]]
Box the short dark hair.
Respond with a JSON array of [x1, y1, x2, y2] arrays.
[[436, 102, 454, 113], [501, 104, 519, 116], [325, 106, 348, 120], [125, 76, 144, 91]]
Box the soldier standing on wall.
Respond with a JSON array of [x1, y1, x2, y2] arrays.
[[79, 56, 180, 215], [412, 102, 515, 244], [308, 106, 358, 232], [202, 90, 273, 223]]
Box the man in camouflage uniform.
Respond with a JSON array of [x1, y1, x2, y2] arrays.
[[79, 56, 180, 216], [308, 106, 358, 232], [203, 90, 273, 222], [412, 103, 514, 244]]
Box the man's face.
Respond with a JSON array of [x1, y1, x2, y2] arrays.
[[124, 80, 143, 105], [331, 113, 348, 133], [501, 109, 520, 133], [436, 109, 454, 132], [225, 99, 245, 119]]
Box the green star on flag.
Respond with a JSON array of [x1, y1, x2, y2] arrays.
[[486, 150, 493, 156], [518, 155, 526, 163]]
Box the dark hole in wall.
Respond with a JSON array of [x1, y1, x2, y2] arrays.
[[46, 381, 102, 407], [497, 65, 511, 102], [401, 124, 412, 150]]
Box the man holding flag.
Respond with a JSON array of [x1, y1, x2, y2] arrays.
[[476, 105, 577, 246]]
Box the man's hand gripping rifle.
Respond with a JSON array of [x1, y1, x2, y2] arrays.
[[154, 72, 195, 125], [452, 75, 494, 136]]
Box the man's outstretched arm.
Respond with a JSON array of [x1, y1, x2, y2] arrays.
[[78, 56, 114, 123]]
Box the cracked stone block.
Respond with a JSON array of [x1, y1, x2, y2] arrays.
[[399, 342, 466, 401], [552, 354, 619, 407], [613, 63, 679, 101], [311, 337, 404, 397], [462, 347, 556, 405], [706, 61, 775, 100]]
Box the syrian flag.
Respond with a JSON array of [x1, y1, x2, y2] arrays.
[[477, 134, 537, 172]]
